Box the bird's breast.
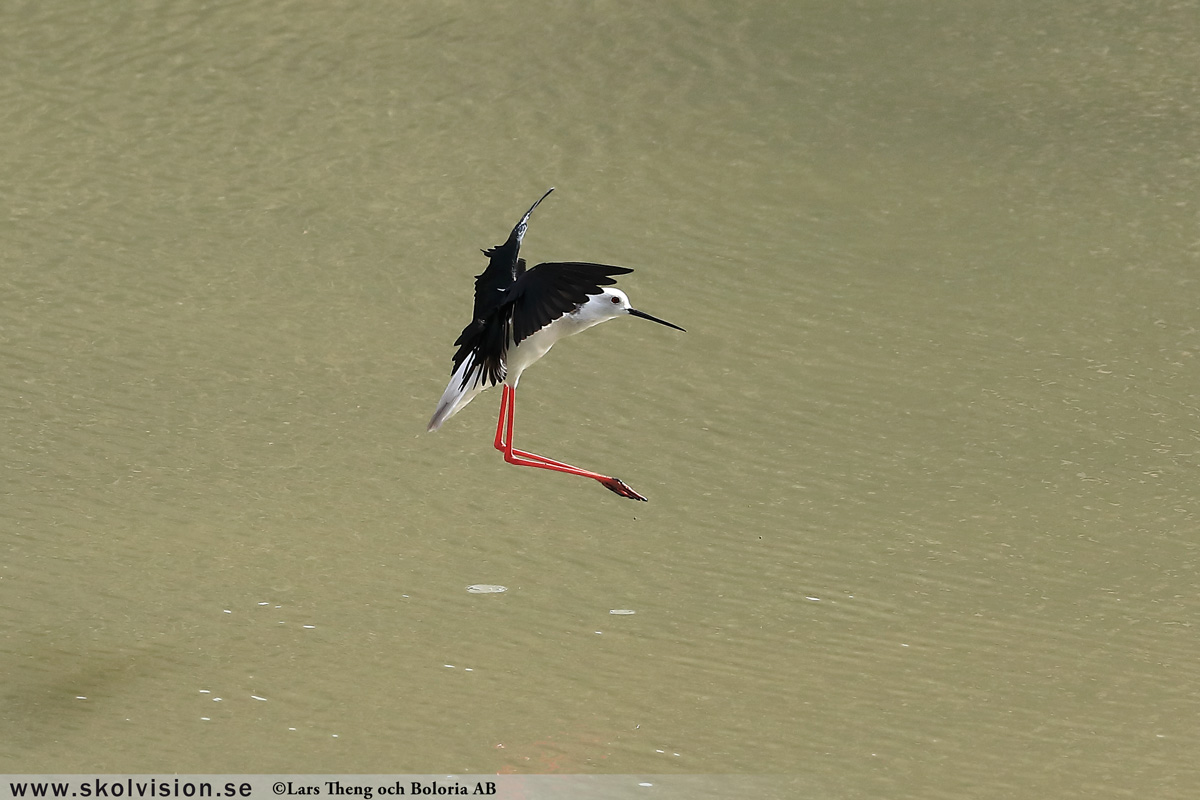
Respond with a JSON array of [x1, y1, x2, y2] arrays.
[[505, 313, 595, 385]]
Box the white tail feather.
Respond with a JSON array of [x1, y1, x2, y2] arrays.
[[427, 355, 490, 432]]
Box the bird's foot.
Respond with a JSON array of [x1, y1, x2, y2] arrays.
[[598, 476, 648, 501]]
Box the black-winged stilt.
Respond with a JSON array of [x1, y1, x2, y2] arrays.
[[428, 188, 684, 501]]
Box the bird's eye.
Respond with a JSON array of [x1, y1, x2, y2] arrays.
[[610, 296, 620, 304]]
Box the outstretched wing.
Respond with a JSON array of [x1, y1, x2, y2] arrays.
[[468, 188, 553, 323], [510, 262, 633, 346], [446, 189, 554, 388]]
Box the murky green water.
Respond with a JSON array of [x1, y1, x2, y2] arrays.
[[3, 1, 1199, 796]]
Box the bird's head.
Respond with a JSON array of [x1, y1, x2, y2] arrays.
[[583, 288, 686, 331]]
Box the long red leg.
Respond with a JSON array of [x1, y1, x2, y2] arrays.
[[493, 384, 647, 501], [494, 385, 601, 471], [493, 383, 511, 452]]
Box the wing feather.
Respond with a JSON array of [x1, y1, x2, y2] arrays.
[[510, 262, 633, 346]]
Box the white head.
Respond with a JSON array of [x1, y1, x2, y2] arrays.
[[576, 288, 686, 331]]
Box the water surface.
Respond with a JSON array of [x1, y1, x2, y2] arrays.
[[2, 1, 1198, 797]]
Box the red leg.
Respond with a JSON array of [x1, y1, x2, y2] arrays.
[[493, 384, 512, 452], [493, 385, 647, 501], [496, 386, 606, 471]]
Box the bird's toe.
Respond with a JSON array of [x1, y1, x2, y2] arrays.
[[598, 477, 648, 501]]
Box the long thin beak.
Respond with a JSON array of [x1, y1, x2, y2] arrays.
[[628, 307, 686, 332]]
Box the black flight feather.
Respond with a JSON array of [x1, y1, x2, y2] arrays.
[[510, 262, 632, 346]]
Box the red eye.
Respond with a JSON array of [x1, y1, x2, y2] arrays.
[[610, 296, 620, 304]]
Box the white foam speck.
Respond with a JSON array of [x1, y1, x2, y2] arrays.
[[467, 584, 507, 594]]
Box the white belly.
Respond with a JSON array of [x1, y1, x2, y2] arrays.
[[505, 310, 601, 386]]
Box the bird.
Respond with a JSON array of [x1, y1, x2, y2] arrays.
[[427, 188, 684, 501]]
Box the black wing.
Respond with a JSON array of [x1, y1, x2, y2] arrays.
[[510, 261, 633, 346], [447, 189, 553, 387], [469, 188, 553, 323]]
